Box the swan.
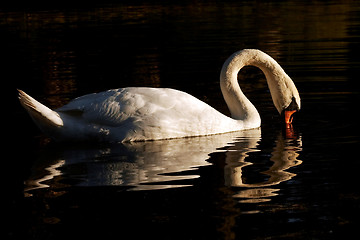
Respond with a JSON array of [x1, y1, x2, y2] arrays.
[[18, 49, 300, 142]]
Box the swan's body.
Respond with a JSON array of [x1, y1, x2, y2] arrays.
[[18, 49, 300, 142]]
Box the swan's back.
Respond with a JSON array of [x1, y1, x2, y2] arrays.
[[54, 88, 241, 142], [58, 88, 179, 127]]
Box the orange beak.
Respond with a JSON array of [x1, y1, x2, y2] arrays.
[[284, 110, 297, 125]]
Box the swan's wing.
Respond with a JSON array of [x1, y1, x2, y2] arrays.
[[56, 87, 236, 140], [56, 88, 203, 127]]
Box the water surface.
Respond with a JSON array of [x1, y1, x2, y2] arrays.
[[4, 1, 360, 239]]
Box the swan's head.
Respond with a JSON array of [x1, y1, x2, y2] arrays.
[[268, 73, 301, 125]]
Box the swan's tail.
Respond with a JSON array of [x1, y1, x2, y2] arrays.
[[18, 90, 63, 129]]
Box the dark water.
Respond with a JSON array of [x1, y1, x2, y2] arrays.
[[4, 1, 360, 239]]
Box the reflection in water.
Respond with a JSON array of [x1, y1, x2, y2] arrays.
[[227, 131, 302, 203], [26, 160, 65, 191], [26, 128, 302, 202], [26, 130, 258, 191]]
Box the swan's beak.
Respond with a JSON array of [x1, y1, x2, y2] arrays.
[[284, 110, 297, 125]]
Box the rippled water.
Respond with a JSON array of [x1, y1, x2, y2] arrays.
[[4, 1, 360, 239], [24, 129, 302, 194]]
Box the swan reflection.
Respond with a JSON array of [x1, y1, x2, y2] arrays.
[[25, 128, 302, 200], [228, 131, 302, 203], [26, 130, 258, 191]]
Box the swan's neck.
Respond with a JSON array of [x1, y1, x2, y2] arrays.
[[220, 49, 292, 127]]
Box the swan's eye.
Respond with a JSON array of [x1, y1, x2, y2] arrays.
[[286, 97, 300, 111]]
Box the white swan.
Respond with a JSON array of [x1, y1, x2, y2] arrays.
[[18, 49, 300, 142]]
